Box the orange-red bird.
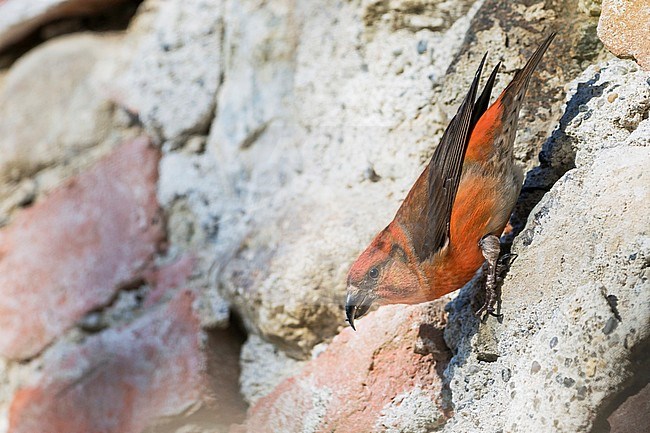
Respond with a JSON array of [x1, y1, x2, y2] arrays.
[[346, 34, 555, 330]]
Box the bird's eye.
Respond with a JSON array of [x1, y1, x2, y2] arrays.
[[368, 267, 379, 279]]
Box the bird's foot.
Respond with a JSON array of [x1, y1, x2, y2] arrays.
[[496, 253, 517, 278]]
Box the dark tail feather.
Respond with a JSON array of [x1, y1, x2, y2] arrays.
[[506, 32, 556, 97], [493, 33, 555, 157]]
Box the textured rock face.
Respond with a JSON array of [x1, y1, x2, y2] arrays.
[[118, 0, 224, 142], [8, 290, 245, 433], [239, 335, 305, 405], [440, 58, 650, 433], [0, 0, 648, 432], [239, 302, 450, 433], [0, 33, 122, 187], [598, 0, 650, 70], [0, 137, 163, 360]]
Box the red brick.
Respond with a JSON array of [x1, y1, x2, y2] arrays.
[[0, 137, 164, 359], [8, 290, 244, 433], [239, 302, 450, 433]]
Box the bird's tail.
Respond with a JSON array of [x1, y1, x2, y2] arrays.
[[498, 33, 556, 137]]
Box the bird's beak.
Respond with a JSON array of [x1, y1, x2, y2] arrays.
[[345, 286, 373, 331]]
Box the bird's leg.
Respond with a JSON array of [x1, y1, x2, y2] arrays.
[[476, 234, 501, 318]]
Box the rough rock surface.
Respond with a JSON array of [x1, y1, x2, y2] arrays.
[[0, 137, 163, 360], [239, 335, 305, 405], [0, 0, 130, 51], [0, 32, 138, 227], [235, 57, 649, 433], [8, 290, 245, 433], [0, 34, 121, 179], [156, 150, 232, 329], [439, 58, 650, 433], [200, 0, 607, 361], [118, 0, 224, 142], [597, 0, 650, 70], [0, 0, 647, 432], [237, 302, 450, 433]]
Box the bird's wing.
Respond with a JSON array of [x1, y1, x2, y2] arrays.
[[417, 57, 489, 260], [396, 55, 501, 262]]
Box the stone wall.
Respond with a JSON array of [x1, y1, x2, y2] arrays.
[[0, 0, 647, 432]]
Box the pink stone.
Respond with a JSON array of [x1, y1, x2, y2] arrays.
[[143, 253, 197, 308], [8, 290, 246, 433], [597, 0, 650, 70], [238, 302, 450, 433], [0, 137, 164, 360]]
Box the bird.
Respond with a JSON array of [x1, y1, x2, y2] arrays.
[[345, 34, 556, 330]]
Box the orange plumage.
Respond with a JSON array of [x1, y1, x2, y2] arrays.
[[345, 34, 555, 329]]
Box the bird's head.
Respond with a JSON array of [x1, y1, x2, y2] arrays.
[[345, 228, 424, 330]]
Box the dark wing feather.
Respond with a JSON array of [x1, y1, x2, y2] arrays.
[[412, 55, 491, 260]]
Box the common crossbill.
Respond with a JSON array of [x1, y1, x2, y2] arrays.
[[346, 34, 556, 330]]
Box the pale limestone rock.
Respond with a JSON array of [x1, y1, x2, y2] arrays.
[[118, 0, 224, 142], [0, 33, 122, 181], [239, 335, 305, 405], [441, 58, 650, 433]]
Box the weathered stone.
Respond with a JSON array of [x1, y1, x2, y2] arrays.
[[362, 0, 475, 32], [237, 302, 450, 433], [8, 290, 246, 433], [0, 137, 164, 360], [440, 58, 650, 433], [598, 0, 650, 70], [156, 151, 232, 329], [210, 0, 481, 360], [194, 0, 609, 362], [0, 33, 125, 187], [578, 0, 602, 17], [0, 0, 130, 51], [0, 0, 644, 432], [117, 0, 224, 142], [239, 335, 305, 405], [143, 254, 197, 307]]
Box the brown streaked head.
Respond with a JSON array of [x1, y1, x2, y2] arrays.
[[345, 228, 423, 330]]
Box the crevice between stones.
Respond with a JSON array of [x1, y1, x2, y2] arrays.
[[589, 334, 650, 433], [0, 0, 145, 69]]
